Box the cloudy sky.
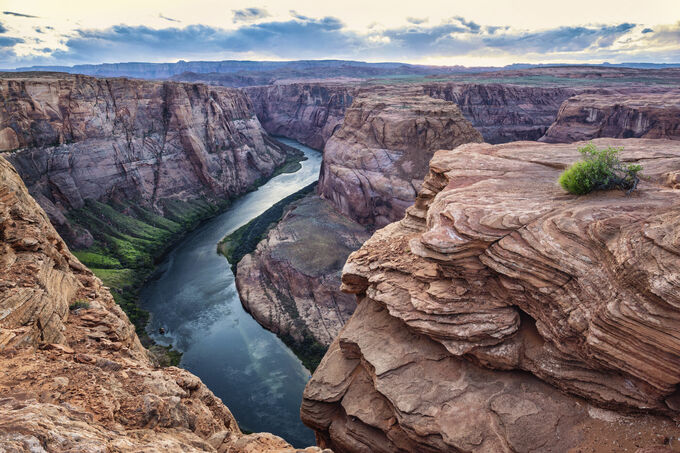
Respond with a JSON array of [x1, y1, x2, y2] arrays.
[[1, 0, 679, 68]]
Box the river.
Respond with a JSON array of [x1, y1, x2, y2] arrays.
[[140, 138, 322, 447]]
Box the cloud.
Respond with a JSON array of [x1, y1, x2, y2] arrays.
[[482, 23, 637, 53], [0, 36, 24, 47], [4, 14, 679, 67], [0, 22, 6, 33], [406, 17, 428, 25], [232, 7, 270, 23], [159, 14, 181, 23], [48, 15, 353, 63], [3, 11, 38, 18]]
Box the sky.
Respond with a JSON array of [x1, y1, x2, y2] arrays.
[[0, 0, 679, 68]]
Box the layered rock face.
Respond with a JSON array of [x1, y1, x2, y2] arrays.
[[302, 138, 680, 452], [236, 194, 371, 348], [0, 73, 292, 246], [424, 83, 577, 143], [541, 90, 680, 142], [318, 88, 483, 227], [0, 156, 325, 452], [234, 89, 481, 361], [246, 83, 355, 150]]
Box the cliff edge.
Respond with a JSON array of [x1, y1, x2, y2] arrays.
[[302, 138, 680, 452]]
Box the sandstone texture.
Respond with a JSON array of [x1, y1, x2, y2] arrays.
[[541, 90, 680, 142], [0, 73, 293, 246], [236, 194, 370, 348], [318, 88, 483, 227], [302, 138, 680, 452], [0, 155, 326, 452], [424, 83, 577, 143], [246, 83, 355, 150]]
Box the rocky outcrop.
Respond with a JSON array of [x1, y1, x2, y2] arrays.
[[302, 138, 680, 452], [541, 90, 680, 142], [245, 83, 355, 150], [236, 194, 370, 351], [424, 83, 577, 143], [318, 88, 483, 227], [0, 73, 294, 247], [0, 155, 325, 451]]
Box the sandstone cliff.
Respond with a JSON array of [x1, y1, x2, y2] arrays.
[[302, 138, 680, 452], [233, 88, 482, 370], [318, 88, 483, 227], [541, 90, 680, 142], [424, 83, 577, 143], [235, 194, 370, 365], [245, 83, 354, 150], [0, 155, 328, 452], [0, 73, 294, 247]]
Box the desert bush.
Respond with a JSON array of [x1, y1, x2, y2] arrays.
[[559, 143, 642, 195], [69, 300, 90, 311]]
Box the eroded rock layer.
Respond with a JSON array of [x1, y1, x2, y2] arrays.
[[0, 156, 325, 452], [302, 138, 680, 452], [318, 88, 483, 227], [424, 83, 577, 143], [0, 73, 293, 245], [541, 90, 680, 142], [246, 83, 355, 150], [236, 194, 370, 348]]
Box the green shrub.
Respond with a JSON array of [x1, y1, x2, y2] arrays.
[[69, 300, 90, 311], [559, 143, 642, 195]]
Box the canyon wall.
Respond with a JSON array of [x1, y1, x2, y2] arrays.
[[318, 88, 483, 227], [0, 73, 294, 247], [302, 138, 680, 452], [245, 83, 355, 150], [541, 90, 680, 142], [236, 194, 370, 353], [0, 155, 323, 452], [424, 83, 577, 143]]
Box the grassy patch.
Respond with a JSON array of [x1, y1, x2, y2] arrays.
[[218, 182, 317, 272], [66, 145, 305, 366], [69, 299, 90, 311], [280, 332, 327, 373], [68, 198, 228, 332], [148, 344, 183, 367]]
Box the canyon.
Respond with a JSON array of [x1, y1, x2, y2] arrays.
[[0, 72, 298, 248], [0, 154, 325, 452], [301, 138, 680, 452], [541, 90, 680, 142], [231, 68, 680, 372], [246, 83, 354, 150], [2, 64, 680, 452]]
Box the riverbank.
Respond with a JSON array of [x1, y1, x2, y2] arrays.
[[71, 141, 307, 364], [139, 138, 323, 446], [217, 182, 328, 371]]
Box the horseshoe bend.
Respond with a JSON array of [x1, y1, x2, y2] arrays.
[[1, 13, 680, 452]]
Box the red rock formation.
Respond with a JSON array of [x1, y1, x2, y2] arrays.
[[0, 73, 293, 246], [302, 138, 680, 452], [318, 88, 483, 227], [541, 90, 680, 142], [424, 83, 577, 143], [236, 194, 370, 348], [0, 156, 327, 452], [245, 83, 355, 150]]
